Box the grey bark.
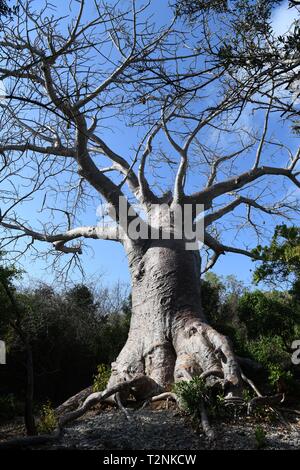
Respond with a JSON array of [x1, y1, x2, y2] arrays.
[[107, 238, 243, 402]]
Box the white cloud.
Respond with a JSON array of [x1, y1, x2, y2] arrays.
[[271, 0, 299, 37]]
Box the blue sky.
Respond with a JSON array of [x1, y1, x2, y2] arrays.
[[0, 0, 299, 290]]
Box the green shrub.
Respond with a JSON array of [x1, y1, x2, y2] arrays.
[[244, 336, 296, 391], [254, 425, 267, 449], [242, 388, 254, 403], [246, 335, 290, 370], [173, 377, 207, 415], [37, 401, 57, 434], [268, 364, 293, 388], [237, 290, 298, 342], [93, 364, 111, 392], [173, 377, 229, 420]]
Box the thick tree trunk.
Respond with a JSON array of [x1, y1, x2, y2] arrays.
[[108, 239, 243, 402]]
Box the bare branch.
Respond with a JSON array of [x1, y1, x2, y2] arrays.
[[188, 166, 300, 205], [0, 143, 75, 158], [202, 230, 262, 273], [206, 143, 254, 188], [205, 195, 288, 227], [0, 219, 121, 254], [253, 94, 273, 169], [138, 123, 162, 204], [90, 133, 140, 198]]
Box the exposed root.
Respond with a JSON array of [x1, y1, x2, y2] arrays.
[[200, 369, 224, 380], [280, 408, 300, 416], [147, 390, 215, 440], [247, 394, 285, 414], [242, 372, 285, 413], [150, 392, 177, 403], [173, 317, 244, 406], [200, 400, 215, 441], [55, 386, 94, 416], [135, 392, 177, 411], [136, 399, 151, 411], [115, 392, 132, 421], [59, 376, 150, 427], [0, 375, 164, 449], [241, 372, 292, 428], [0, 335, 281, 449], [241, 372, 262, 398]]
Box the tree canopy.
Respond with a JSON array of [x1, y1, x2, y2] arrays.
[[0, 0, 298, 277]]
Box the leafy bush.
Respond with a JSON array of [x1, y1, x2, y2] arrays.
[[237, 291, 298, 342], [173, 377, 207, 414], [253, 225, 300, 288], [254, 425, 267, 449], [37, 402, 57, 434], [243, 336, 295, 392], [242, 388, 255, 403], [246, 335, 290, 370], [173, 377, 228, 420], [93, 364, 111, 392], [268, 364, 293, 388]]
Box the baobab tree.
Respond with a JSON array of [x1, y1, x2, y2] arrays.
[[0, 0, 299, 421]]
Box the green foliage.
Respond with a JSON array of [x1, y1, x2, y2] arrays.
[[202, 273, 245, 326], [176, 0, 299, 131], [65, 284, 98, 312], [173, 376, 207, 414], [254, 425, 267, 449], [242, 335, 296, 392], [237, 333, 298, 394], [37, 402, 57, 434], [268, 364, 293, 388], [176, 1, 281, 40], [1, 248, 299, 422], [173, 377, 229, 420], [237, 290, 298, 342], [93, 364, 111, 392], [0, 279, 131, 406], [202, 269, 300, 394], [246, 336, 290, 371], [242, 388, 254, 403], [174, 0, 228, 18], [253, 225, 300, 289]]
